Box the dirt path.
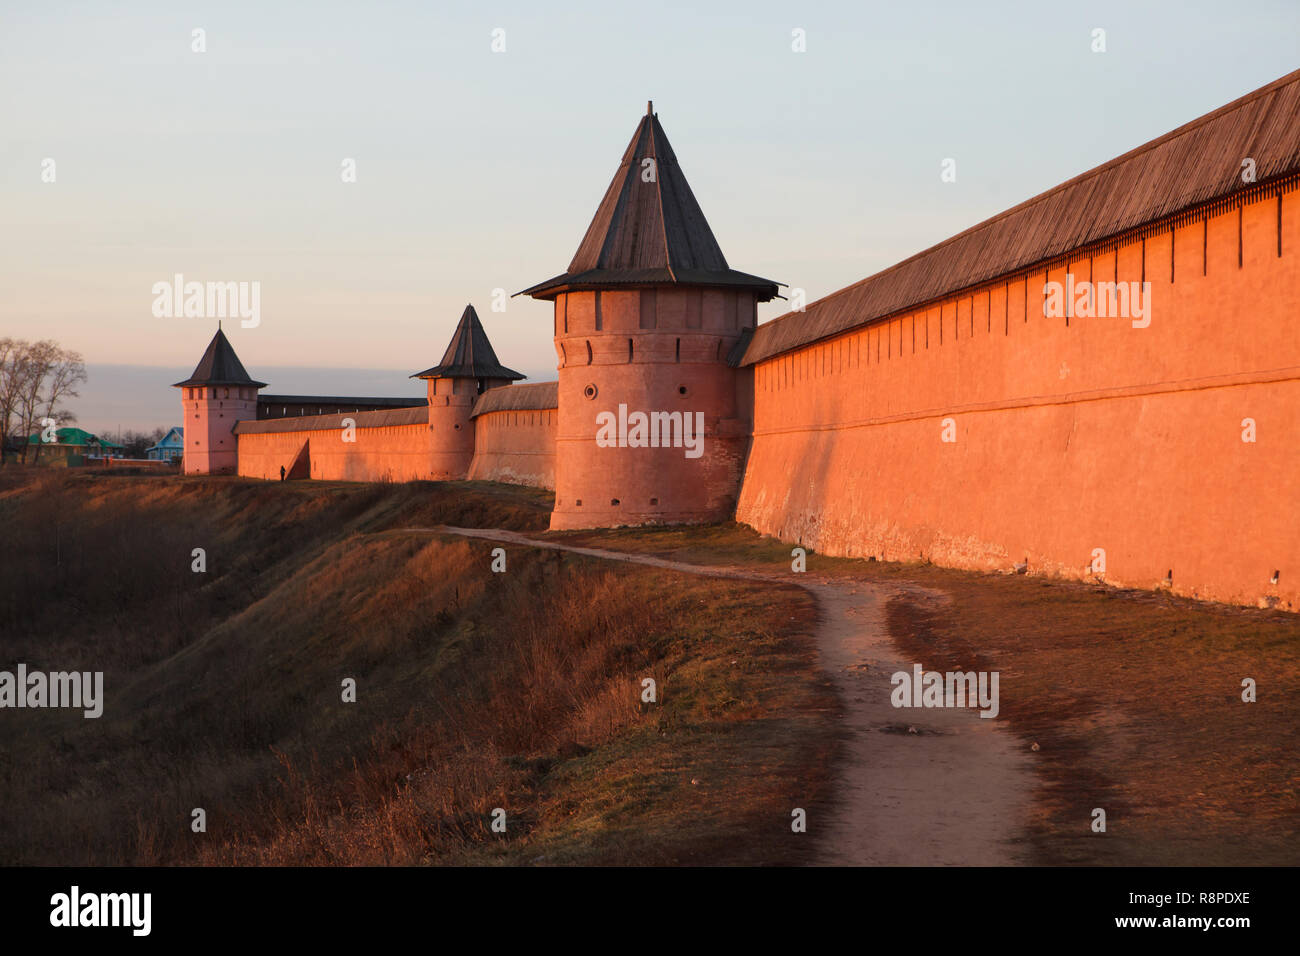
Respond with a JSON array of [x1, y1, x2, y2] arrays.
[[417, 526, 1035, 865]]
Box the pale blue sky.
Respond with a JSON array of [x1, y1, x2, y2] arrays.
[[2, 0, 1297, 431]]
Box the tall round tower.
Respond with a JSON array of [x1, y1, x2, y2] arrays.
[[172, 326, 266, 475], [413, 304, 524, 479], [520, 103, 781, 530]]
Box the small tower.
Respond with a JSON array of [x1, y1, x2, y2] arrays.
[[413, 304, 524, 479], [173, 327, 266, 475], [520, 103, 781, 529]]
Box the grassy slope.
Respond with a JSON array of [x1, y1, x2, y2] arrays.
[[10, 474, 1288, 865], [549, 522, 1300, 865], [0, 473, 833, 865]]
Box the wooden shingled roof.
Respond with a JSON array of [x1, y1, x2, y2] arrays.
[[412, 304, 525, 381], [519, 103, 781, 301], [234, 405, 428, 435], [173, 328, 267, 388], [469, 381, 558, 418], [257, 395, 426, 408], [741, 68, 1300, 366]]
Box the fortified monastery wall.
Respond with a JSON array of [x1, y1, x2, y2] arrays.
[[467, 382, 559, 488], [175, 73, 1300, 610], [733, 70, 1300, 609], [235, 407, 431, 482], [737, 184, 1299, 608]]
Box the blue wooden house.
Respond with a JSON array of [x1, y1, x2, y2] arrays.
[[146, 426, 184, 462]]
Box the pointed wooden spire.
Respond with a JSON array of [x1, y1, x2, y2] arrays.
[[173, 327, 266, 388], [412, 304, 524, 380], [519, 106, 780, 301]]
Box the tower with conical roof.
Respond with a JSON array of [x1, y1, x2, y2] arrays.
[[413, 304, 524, 479], [521, 102, 780, 529], [173, 326, 266, 475]]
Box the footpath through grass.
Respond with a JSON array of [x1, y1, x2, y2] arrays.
[[551, 522, 1300, 866]]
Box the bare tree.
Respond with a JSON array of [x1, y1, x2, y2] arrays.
[[0, 338, 32, 465], [119, 429, 158, 459], [37, 347, 87, 462], [7, 341, 87, 465], [18, 341, 57, 465]]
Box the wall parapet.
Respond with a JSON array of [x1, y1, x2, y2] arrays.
[[742, 68, 1300, 366], [470, 381, 558, 418], [234, 405, 428, 434]]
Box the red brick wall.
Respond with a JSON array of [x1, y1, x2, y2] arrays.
[[549, 288, 755, 530], [426, 377, 477, 479], [181, 385, 257, 475], [237, 422, 431, 482], [468, 408, 557, 489], [738, 187, 1300, 609]]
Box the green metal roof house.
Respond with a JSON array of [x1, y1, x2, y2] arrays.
[[26, 426, 124, 463]]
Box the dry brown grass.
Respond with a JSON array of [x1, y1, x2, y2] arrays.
[[191, 557, 832, 867], [885, 580, 1300, 865], [0, 472, 833, 866], [549, 521, 1300, 865]]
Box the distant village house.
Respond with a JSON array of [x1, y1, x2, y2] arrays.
[[25, 427, 124, 465], [145, 427, 184, 462]]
